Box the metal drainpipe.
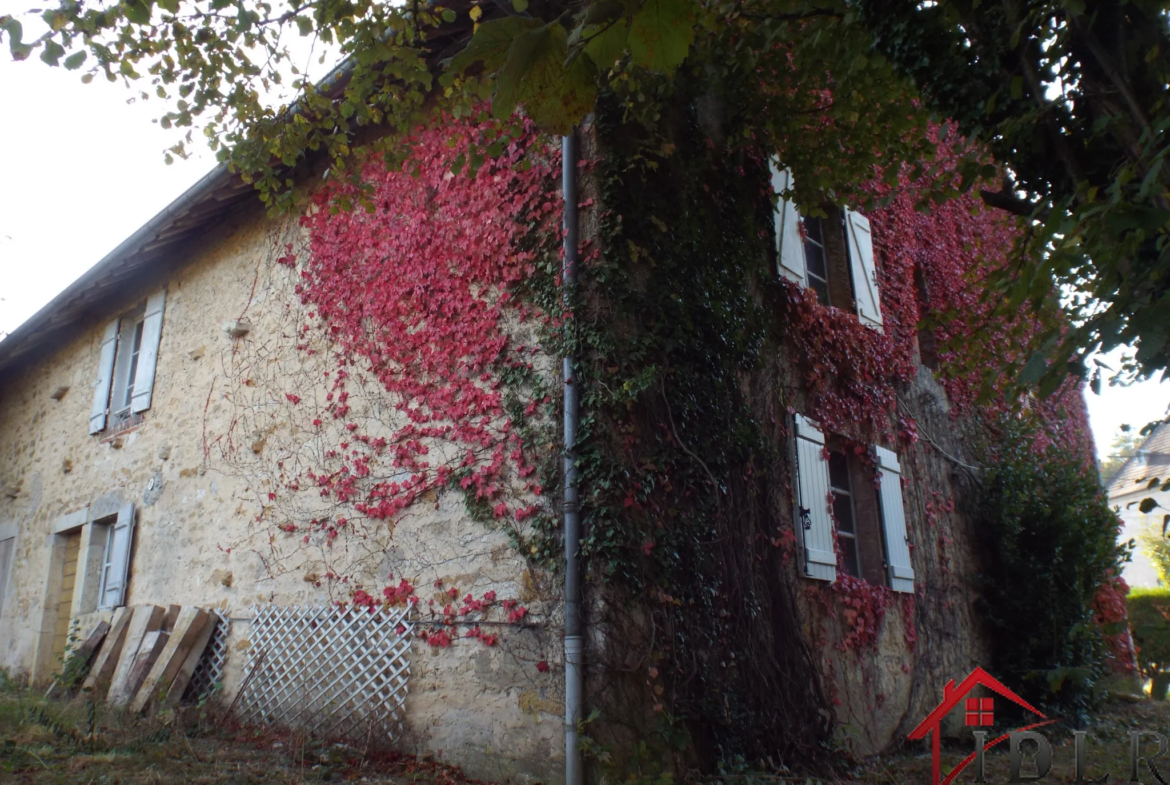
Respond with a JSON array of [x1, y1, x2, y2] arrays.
[[561, 130, 584, 785]]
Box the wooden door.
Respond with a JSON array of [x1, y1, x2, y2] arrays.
[[51, 530, 82, 665]]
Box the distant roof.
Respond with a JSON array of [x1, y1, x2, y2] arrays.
[[1109, 420, 1170, 498]]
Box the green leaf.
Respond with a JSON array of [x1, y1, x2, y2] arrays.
[[1, 16, 21, 44], [1018, 352, 1048, 385], [39, 40, 65, 66], [1140, 497, 1160, 514], [512, 0, 529, 11], [449, 15, 540, 76], [627, 0, 695, 73], [296, 16, 314, 36], [124, 0, 154, 25], [492, 22, 597, 133], [2, 17, 32, 60], [584, 0, 627, 25], [527, 42, 597, 134], [584, 20, 629, 69], [62, 50, 86, 70], [492, 24, 554, 120]]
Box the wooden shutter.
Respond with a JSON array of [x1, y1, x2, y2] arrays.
[[89, 319, 120, 434], [844, 208, 884, 329], [874, 446, 915, 593], [131, 288, 166, 414], [100, 503, 136, 610], [771, 160, 807, 286], [794, 414, 836, 582]]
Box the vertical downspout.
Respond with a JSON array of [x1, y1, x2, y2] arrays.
[[562, 131, 584, 785]]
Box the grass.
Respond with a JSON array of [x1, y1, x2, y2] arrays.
[[4, 680, 1170, 784], [0, 681, 497, 785]]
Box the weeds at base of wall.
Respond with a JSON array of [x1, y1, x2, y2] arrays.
[[0, 668, 497, 784]]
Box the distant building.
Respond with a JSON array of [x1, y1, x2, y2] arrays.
[[1109, 420, 1170, 589]]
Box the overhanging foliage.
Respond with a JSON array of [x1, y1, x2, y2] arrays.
[[4, 0, 1166, 384]]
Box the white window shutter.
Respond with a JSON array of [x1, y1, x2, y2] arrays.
[[770, 160, 807, 286], [874, 446, 915, 593], [99, 503, 136, 610], [844, 208, 884, 329], [89, 319, 120, 434], [794, 414, 836, 582], [131, 288, 166, 414]]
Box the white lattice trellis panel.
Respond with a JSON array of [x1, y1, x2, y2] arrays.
[[235, 605, 414, 741], [184, 609, 230, 703]]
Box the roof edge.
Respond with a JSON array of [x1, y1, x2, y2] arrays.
[[0, 163, 234, 371]]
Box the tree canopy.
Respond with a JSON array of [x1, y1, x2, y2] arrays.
[[2, 0, 1167, 388]]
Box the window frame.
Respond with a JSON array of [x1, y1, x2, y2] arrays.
[[108, 314, 146, 430], [0, 521, 16, 627], [828, 450, 863, 578], [93, 504, 135, 611], [94, 516, 118, 610], [771, 161, 886, 330], [802, 216, 833, 306]]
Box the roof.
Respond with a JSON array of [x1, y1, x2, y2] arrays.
[[907, 666, 1045, 739], [0, 166, 256, 380], [1108, 420, 1170, 499], [0, 5, 478, 381]]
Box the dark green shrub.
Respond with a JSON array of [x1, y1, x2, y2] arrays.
[[977, 422, 1127, 719], [1128, 587, 1170, 679]]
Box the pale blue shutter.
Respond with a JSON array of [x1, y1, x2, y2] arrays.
[[794, 414, 836, 582], [99, 503, 136, 610], [130, 288, 166, 413], [89, 320, 119, 434], [874, 446, 915, 593], [771, 160, 808, 286], [845, 208, 883, 329]]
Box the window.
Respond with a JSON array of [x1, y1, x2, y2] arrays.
[[109, 313, 145, 430], [71, 504, 136, 614], [771, 161, 885, 330], [96, 507, 135, 610], [791, 414, 916, 592], [90, 288, 166, 435], [828, 451, 862, 578], [0, 521, 16, 627], [802, 216, 832, 306]]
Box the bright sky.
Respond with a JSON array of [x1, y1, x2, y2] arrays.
[[0, 20, 1166, 460]]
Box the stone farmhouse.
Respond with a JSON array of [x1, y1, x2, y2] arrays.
[[0, 101, 1098, 781]]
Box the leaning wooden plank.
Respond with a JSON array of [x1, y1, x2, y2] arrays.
[[111, 630, 169, 708], [105, 605, 164, 705], [130, 607, 210, 714], [82, 607, 132, 691], [58, 620, 111, 691], [44, 621, 108, 698], [163, 611, 219, 708], [73, 620, 111, 662], [162, 604, 181, 632]]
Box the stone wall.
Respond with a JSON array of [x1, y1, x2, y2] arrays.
[[793, 365, 991, 756], [0, 203, 564, 783]]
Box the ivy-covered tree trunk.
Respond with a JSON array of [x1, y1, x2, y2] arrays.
[[572, 89, 833, 771]]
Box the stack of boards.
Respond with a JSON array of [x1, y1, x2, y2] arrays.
[[71, 605, 217, 713]]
